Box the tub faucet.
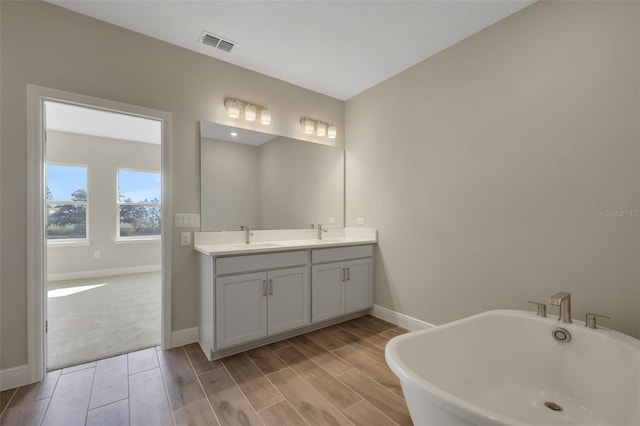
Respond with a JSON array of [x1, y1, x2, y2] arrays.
[[549, 291, 572, 323]]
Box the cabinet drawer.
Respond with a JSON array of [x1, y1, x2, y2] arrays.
[[312, 245, 373, 264], [217, 250, 309, 275]]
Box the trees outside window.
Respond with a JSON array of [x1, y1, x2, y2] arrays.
[[118, 169, 161, 238], [46, 164, 88, 240]]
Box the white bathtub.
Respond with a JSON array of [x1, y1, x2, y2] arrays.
[[385, 310, 640, 426]]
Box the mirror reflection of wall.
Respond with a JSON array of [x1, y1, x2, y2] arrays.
[[200, 121, 344, 231]]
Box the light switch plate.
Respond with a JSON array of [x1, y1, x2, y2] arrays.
[[180, 232, 191, 246], [356, 217, 365, 225], [175, 213, 201, 228]]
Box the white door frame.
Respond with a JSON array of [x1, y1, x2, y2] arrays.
[[26, 84, 172, 382]]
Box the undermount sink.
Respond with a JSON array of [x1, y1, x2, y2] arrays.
[[231, 242, 280, 248]]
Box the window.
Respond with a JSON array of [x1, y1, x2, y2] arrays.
[[46, 164, 88, 240], [118, 169, 161, 238]]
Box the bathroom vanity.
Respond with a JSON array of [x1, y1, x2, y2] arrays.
[[194, 228, 376, 360]]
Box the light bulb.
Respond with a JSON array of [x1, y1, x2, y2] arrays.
[[316, 122, 327, 137], [327, 125, 337, 139], [260, 108, 271, 125], [226, 99, 240, 118], [245, 104, 257, 122], [304, 119, 315, 134]]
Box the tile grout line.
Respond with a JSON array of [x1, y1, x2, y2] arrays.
[[184, 346, 223, 426], [38, 368, 64, 426], [330, 341, 391, 372], [260, 347, 312, 426], [86, 397, 129, 413], [0, 389, 17, 419], [333, 371, 402, 426], [153, 348, 178, 426], [219, 355, 267, 426], [334, 367, 407, 404], [330, 338, 407, 402], [83, 364, 99, 425], [287, 337, 355, 378], [268, 342, 356, 426], [241, 351, 288, 408]]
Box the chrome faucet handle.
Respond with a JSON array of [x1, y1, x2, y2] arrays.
[[527, 301, 547, 317], [585, 313, 609, 329], [317, 224, 328, 240]]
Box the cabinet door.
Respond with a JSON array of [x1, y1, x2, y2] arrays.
[[345, 258, 373, 314], [216, 272, 267, 349], [267, 267, 310, 335], [311, 262, 345, 322]]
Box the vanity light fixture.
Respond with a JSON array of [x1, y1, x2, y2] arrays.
[[244, 104, 257, 122], [260, 108, 271, 125], [300, 117, 336, 139], [224, 98, 270, 126], [316, 122, 327, 137], [303, 118, 315, 134]]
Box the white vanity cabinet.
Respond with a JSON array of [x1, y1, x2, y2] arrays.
[[216, 266, 310, 349], [214, 252, 310, 350], [197, 235, 376, 361], [311, 245, 373, 322]]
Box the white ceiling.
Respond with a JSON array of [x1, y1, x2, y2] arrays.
[[45, 101, 162, 144], [46, 0, 535, 101]]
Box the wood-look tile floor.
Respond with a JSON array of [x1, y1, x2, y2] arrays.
[[0, 316, 412, 426]]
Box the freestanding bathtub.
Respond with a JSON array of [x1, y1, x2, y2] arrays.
[[385, 310, 640, 426]]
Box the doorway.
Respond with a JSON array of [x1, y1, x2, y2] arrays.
[[27, 86, 172, 380]]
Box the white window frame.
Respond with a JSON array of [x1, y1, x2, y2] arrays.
[[46, 162, 90, 246], [116, 167, 161, 241]]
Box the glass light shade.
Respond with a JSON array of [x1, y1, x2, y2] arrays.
[[226, 100, 240, 118], [304, 119, 315, 134], [245, 104, 257, 122], [316, 122, 327, 137], [327, 125, 337, 139], [260, 108, 271, 125]]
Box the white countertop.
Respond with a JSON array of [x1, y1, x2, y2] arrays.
[[194, 228, 377, 256]]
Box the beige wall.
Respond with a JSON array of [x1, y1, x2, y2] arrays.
[[0, 1, 344, 369], [46, 131, 161, 277], [346, 0, 640, 337]]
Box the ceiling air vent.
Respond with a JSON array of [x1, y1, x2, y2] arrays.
[[201, 31, 235, 53]]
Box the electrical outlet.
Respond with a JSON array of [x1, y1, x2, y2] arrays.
[[181, 232, 191, 246], [329, 217, 336, 224], [356, 217, 365, 225], [94, 251, 100, 258]]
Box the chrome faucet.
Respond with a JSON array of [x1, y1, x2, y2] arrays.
[[317, 224, 328, 240], [549, 292, 572, 323], [241, 225, 254, 244]]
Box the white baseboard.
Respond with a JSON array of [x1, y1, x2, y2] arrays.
[[48, 265, 161, 282], [170, 327, 199, 348], [0, 364, 29, 392], [369, 304, 435, 331]]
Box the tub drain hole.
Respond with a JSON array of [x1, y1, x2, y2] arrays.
[[544, 402, 563, 412]]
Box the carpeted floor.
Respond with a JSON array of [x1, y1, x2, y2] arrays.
[[46, 272, 161, 370]]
